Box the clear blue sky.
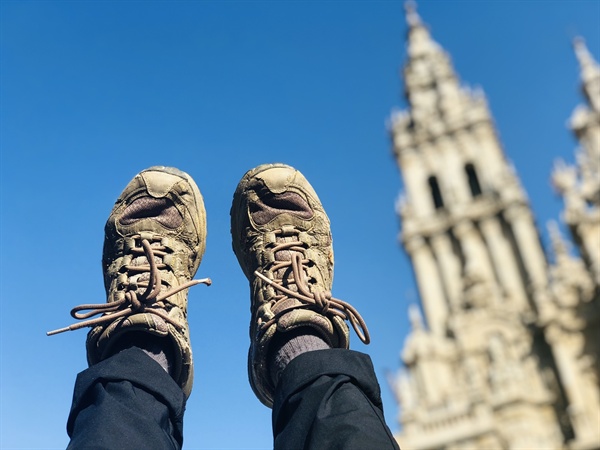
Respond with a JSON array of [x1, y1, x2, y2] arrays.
[[1, 1, 598, 449]]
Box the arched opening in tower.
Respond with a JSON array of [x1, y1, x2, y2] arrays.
[[428, 176, 444, 209], [465, 163, 482, 197]]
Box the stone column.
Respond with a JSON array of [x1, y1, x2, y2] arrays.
[[479, 217, 530, 310], [504, 205, 549, 292], [430, 232, 462, 312], [406, 235, 448, 335]]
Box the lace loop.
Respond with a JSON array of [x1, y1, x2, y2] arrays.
[[47, 236, 211, 336], [254, 230, 370, 345]]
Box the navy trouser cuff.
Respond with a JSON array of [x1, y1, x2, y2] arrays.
[[67, 347, 185, 449], [272, 348, 399, 450]]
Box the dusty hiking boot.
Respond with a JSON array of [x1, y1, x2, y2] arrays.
[[230, 163, 370, 407], [48, 166, 210, 398]]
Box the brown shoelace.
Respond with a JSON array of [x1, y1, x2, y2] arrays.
[[254, 233, 370, 345], [47, 237, 211, 336]]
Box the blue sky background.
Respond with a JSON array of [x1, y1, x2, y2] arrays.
[[1, 1, 599, 449]]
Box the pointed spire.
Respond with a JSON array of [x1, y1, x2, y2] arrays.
[[404, 0, 440, 58], [573, 36, 600, 112], [405, 0, 422, 29], [573, 37, 600, 83]]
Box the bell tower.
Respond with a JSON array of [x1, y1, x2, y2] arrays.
[[389, 3, 563, 448], [392, 3, 551, 329]]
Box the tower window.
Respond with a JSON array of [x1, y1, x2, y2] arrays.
[[428, 176, 444, 209], [465, 163, 482, 197]]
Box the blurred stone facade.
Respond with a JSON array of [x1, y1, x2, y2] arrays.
[[389, 4, 600, 450]]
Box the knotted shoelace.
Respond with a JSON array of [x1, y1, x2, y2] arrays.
[[254, 232, 370, 344], [47, 237, 211, 336]]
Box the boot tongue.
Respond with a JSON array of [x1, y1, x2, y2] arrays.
[[250, 192, 313, 226], [120, 197, 183, 229]]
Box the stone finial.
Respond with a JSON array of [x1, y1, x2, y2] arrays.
[[405, 0, 422, 28], [552, 160, 586, 214], [397, 369, 416, 409], [408, 303, 424, 331], [573, 36, 600, 112], [552, 159, 577, 193], [547, 221, 571, 268], [404, 0, 441, 59]]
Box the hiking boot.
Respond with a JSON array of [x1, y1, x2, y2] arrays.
[[48, 166, 210, 399], [230, 163, 369, 407]]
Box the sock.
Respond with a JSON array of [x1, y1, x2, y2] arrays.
[[269, 327, 331, 385], [109, 332, 174, 375]]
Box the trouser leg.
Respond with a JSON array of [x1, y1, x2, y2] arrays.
[[66, 347, 186, 450], [272, 348, 400, 450]]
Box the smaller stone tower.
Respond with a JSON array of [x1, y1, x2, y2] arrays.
[[546, 37, 600, 450]]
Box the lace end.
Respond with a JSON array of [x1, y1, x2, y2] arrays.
[[46, 325, 76, 336], [254, 270, 272, 285], [194, 277, 212, 287]]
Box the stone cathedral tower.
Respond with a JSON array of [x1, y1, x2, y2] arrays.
[[388, 4, 600, 450]]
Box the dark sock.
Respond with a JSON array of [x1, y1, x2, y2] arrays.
[[269, 327, 331, 385], [109, 332, 174, 375]]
